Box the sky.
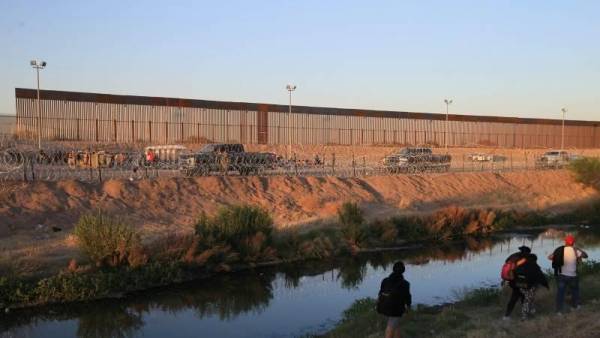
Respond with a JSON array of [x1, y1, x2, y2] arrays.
[[1, 0, 599, 121]]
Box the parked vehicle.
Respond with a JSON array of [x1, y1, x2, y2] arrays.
[[467, 153, 507, 162], [535, 150, 578, 169], [179, 143, 276, 176], [144, 145, 190, 168], [383, 147, 451, 173]]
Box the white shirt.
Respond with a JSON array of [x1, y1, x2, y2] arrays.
[[562, 246, 583, 277]]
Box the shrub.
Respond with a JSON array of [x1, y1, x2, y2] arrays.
[[368, 220, 399, 246], [338, 202, 366, 246], [74, 212, 142, 267], [194, 204, 274, 261], [391, 217, 429, 241], [569, 157, 600, 191]]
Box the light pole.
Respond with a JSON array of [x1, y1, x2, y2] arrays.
[[30, 60, 47, 149], [444, 98, 453, 151], [561, 107, 567, 151], [286, 84, 296, 159]]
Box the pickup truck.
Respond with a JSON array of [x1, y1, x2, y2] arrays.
[[535, 150, 580, 169], [178, 143, 276, 176], [383, 147, 452, 173]]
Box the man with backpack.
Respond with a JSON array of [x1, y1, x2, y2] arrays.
[[377, 261, 412, 338], [502, 245, 530, 320], [512, 253, 549, 320], [548, 234, 588, 314]]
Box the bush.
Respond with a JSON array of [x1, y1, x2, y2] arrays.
[[391, 217, 429, 241], [74, 212, 143, 267], [194, 204, 274, 261], [569, 157, 600, 191], [338, 202, 366, 246]]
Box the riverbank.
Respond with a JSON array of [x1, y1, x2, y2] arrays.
[[1, 170, 597, 278], [1, 202, 598, 311], [321, 261, 600, 338]]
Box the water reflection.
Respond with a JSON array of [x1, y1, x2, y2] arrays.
[[3, 228, 599, 338]]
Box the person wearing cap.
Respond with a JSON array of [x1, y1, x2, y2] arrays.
[[548, 234, 588, 313], [503, 245, 531, 320], [376, 261, 412, 338]]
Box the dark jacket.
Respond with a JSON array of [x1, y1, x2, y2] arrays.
[[377, 272, 412, 317], [505, 252, 526, 264], [551, 246, 565, 276], [515, 254, 549, 289]]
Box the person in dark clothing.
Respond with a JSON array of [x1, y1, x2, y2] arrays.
[[377, 261, 412, 338], [503, 245, 531, 320], [514, 253, 549, 320]]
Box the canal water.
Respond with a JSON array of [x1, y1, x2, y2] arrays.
[[2, 227, 600, 338]]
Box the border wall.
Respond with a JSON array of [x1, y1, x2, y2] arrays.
[[13, 88, 600, 148]]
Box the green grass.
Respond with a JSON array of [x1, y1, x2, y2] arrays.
[[569, 157, 600, 191], [320, 261, 600, 338], [338, 202, 366, 246], [74, 211, 143, 267]]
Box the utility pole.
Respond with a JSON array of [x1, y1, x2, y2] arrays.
[[561, 107, 567, 150], [444, 98, 453, 152], [286, 84, 296, 159], [30, 60, 47, 149]]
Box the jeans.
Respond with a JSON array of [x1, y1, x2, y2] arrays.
[[556, 274, 580, 312]]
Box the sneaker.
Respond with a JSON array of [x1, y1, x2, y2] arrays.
[[502, 316, 511, 321], [573, 305, 581, 311], [556, 312, 563, 316]]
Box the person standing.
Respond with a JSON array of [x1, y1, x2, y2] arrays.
[[548, 234, 588, 314], [502, 246, 530, 320], [377, 261, 412, 338], [513, 253, 548, 320]]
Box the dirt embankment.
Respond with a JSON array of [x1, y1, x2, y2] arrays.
[[0, 170, 596, 239]]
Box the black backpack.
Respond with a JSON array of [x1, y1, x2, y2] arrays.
[[376, 276, 406, 317]]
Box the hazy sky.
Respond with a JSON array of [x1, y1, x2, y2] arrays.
[[1, 1, 599, 121]]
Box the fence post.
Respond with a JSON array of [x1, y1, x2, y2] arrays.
[[95, 118, 99, 142], [352, 153, 356, 177], [332, 152, 336, 175], [149, 120, 153, 143], [30, 157, 35, 181], [131, 120, 135, 143], [294, 153, 298, 176], [23, 156, 28, 181], [180, 122, 184, 142], [363, 156, 366, 176], [197, 123, 200, 142]]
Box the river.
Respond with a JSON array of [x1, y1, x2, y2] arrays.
[[2, 227, 600, 338]]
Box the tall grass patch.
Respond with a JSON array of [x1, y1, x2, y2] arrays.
[[338, 202, 366, 246], [194, 204, 275, 261], [74, 212, 144, 267]]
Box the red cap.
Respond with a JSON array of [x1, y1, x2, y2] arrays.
[[565, 234, 575, 246]]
